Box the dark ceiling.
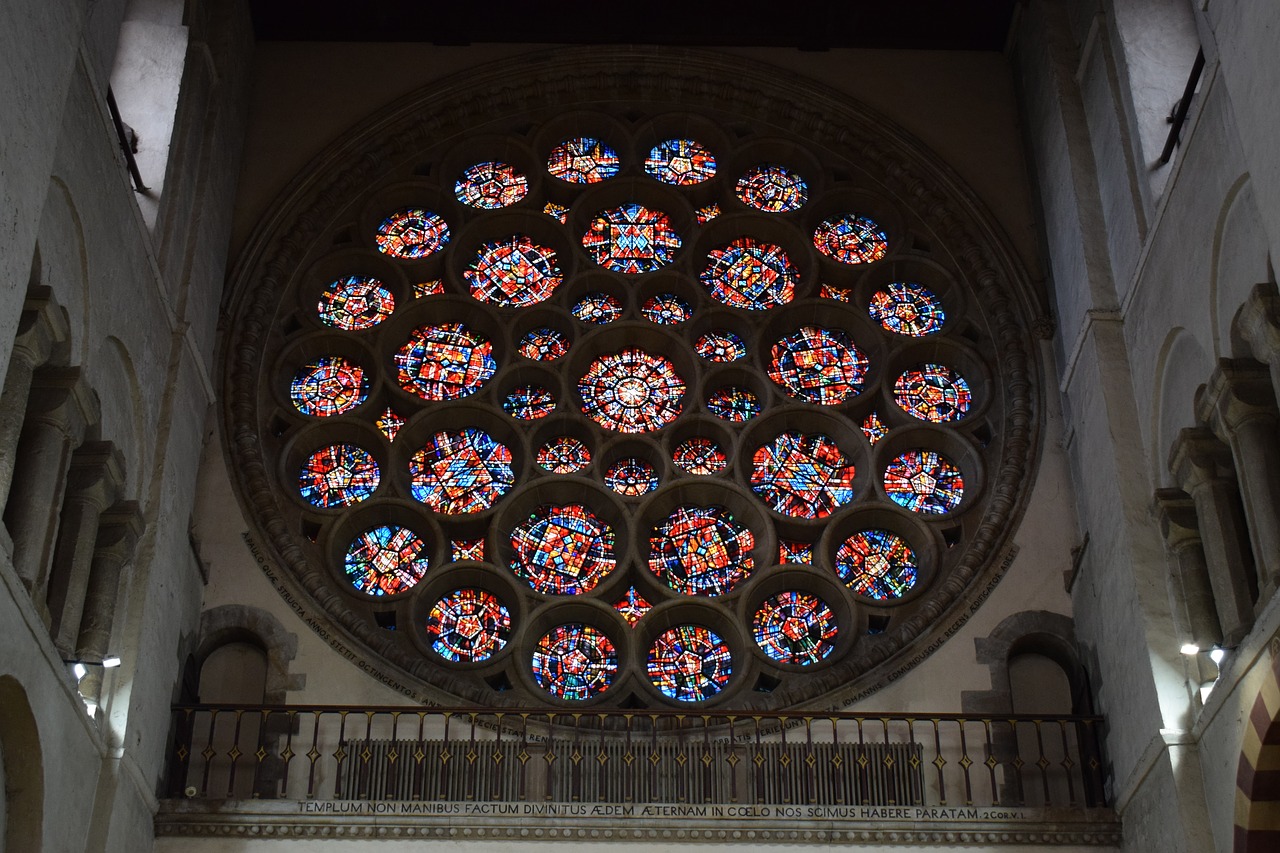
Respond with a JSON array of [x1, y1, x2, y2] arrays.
[[249, 1, 1021, 52]]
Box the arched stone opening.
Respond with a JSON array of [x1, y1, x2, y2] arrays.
[[1234, 639, 1280, 851], [0, 676, 43, 853]]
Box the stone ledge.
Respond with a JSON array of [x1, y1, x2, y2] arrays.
[[156, 800, 1122, 846]]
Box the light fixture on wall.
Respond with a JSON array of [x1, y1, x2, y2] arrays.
[[1180, 643, 1200, 655], [64, 655, 122, 681], [1208, 646, 1228, 665]]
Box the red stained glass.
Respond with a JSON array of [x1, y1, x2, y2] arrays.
[[648, 505, 754, 596], [375, 406, 404, 442], [835, 529, 918, 600], [869, 282, 945, 336], [605, 457, 658, 496], [571, 292, 623, 324], [614, 586, 653, 625], [509, 504, 616, 594], [518, 327, 570, 361], [450, 539, 486, 562], [862, 412, 888, 445], [579, 348, 685, 433], [749, 431, 856, 519], [644, 139, 716, 185], [426, 588, 510, 662], [647, 625, 733, 701], [735, 165, 808, 213], [752, 591, 837, 665], [694, 331, 747, 362], [409, 428, 514, 514], [344, 525, 429, 596], [414, 280, 444, 298], [814, 214, 888, 265], [298, 444, 379, 508], [396, 323, 495, 401], [778, 540, 813, 564], [819, 283, 852, 302], [641, 293, 692, 325], [672, 437, 727, 475], [503, 385, 556, 420], [705, 386, 760, 422], [537, 436, 591, 473], [883, 449, 964, 514], [582, 204, 682, 274], [543, 202, 569, 223], [700, 238, 798, 310], [376, 208, 450, 259], [318, 276, 394, 330], [465, 236, 562, 307], [768, 325, 868, 405], [894, 364, 972, 422], [454, 161, 528, 209], [290, 357, 368, 417], [547, 137, 620, 184], [696, 203, 721, 224], [532, 624, 618, 700]]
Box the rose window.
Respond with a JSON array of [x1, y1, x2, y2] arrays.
[[226, 71, 1036, 711]]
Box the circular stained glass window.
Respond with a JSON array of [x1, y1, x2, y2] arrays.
[[465, 236, 562, 307], [835, 530, 918, 600], [768, 326, 868, 405], [376, 208, 450, 258], [649, 505, 754, 595], [645, 139, 716, 185], [547, 137, 620, 183], [700, 238, 798, 310], [455, 161, 529, 209], [813, 214, 888, 265], [736, 165, 808, 212], [509, 504, 615, 594], [318, 276, 394, 330], [579, 349, 685, 433], [750, 431, 856, 518], [537, 436, 591, 473], [672, 437, 727, 475], [291, 357, 368, 417], [533, 624, 618, 699], [299, 445, 379, 508], [518, 327, 570, 361], [648, 625, 732, 701], [870, 282, 945, 336], [894, 364, 972, 423], [426, 588, 511, 662], [396, 324, 496, 400], [232, 73, 1031, 710], [605, 457, 658, 496], [753, 591, 837, 665], [641, 293, 692, 325], [503, 385, 556, 420], [409, 429, 514, 514], [344, 525, 430, 596], [582, 204, 682, 274], [883, 450, 964, 514]]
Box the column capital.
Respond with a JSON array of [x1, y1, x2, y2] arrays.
[[66, 442, 125, 511], [1169, 427, 1235, 492], [1196, 359, 1278, 435], [25, 367, 99, 442], [11, 286, 69, 369], [1237, 281, 1280, 364], [1153, 488, 1201, 550], [94, 501, 144, 556]]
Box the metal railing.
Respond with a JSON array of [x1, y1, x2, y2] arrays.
[[167, 704, 1107, 811]]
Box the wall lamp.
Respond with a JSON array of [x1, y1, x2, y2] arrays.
[[64, 657, 122, 681]]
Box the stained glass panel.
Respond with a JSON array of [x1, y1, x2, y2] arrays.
[[778, 540, 813, 564], [454, 161, 529, 209], [647, 625, 732, 701], [543, 202, 569, 223], [735, 165, 808, 213], [409, 429, 515, 514], [533, 624, 618, 700], [641, 293, 692, 325], [819, 283, 852, 302], [701, 238, 798, 310], [644, 139, 716, 185], [299, 444, 379, 508], [518, 327, 570, 361], [465, 236, 562, 307], [648, 505, 754, 595], [375, 406, 404, 442], [318, 276, 394, 330], [571, 292, 623, 324], [813, 214, 888, 265], [894, 364, 972, 422], [426, 588, 510, 662], [696, 203, 720, 224], [869, 282, 945, 336], [582, 204, 682, 274], [605, 457, 658, 496], [547, 137, 620, 184], [375, 208, 450, 259], [705, 386, 760, 422], [290, 357, 368, 417], [503, 385, 556, 420], [537, 436, 591, 473], [414, 280, 444, 298], [884, 450, 964, 514], [396, 323, 495, 401], [750, 431, 856, 518], [672, 437, 727, 475], [344, 525, 429, 596], [752, 591, 837, 665], [579, 348, 685, 433], [509, 504, 616, 594], [861, 411, 888, 445], [835, 529, 918, 600], [694, 331, 747, 362], [768, 326, 868, 405], [614, 586, 653, 625], [451, 539, 486, 562]]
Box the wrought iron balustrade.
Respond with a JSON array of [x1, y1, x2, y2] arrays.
[[167, 703, 1107, 811]]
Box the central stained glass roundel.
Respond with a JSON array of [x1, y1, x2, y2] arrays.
[[582, 204, 682, 273], [397, 324, 495, 400], [579, 348, 685, 432], [510, 504, 616, 594], [465, 236, 562, 307], [649, 505, 754, 595]]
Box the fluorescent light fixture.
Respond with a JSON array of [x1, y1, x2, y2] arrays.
[[102, 656, 122, 668], [1180, 643, 1200, 655], [72, 662, 87, 681], [1209, 647, 1227, 665]]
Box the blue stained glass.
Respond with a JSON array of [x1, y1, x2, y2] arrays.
[[647, 625, 732, 702], [299, 444, 379, 508], [344, 525, 429, 596], [533, 624, 618, 700], [547, 138, 620, 183], [582, 204, 682, 274], [752, 591, 837, 665], [701, 238, 798, 310], [835, 529, 918, 600], [768, 326, 868, 405], [409, 429, 514, 514], [648, 505, 753, 595], [396, 323, 495, 401], [644, 139, 716, 185], [509, 504, 616, 594], [749, 431, 856, 519], [426, 588, 510, 662]]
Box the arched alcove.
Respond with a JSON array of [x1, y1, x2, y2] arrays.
[[0, 677, 42, 853]]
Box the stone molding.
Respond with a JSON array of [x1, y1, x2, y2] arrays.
[[220, 46, 1046, 709]]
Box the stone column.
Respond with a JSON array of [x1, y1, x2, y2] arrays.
[[3, 368, 98, 594], [44, 442, 123, 655], [1197, 360, 1280, 597], [75, 502, 144, 662], [1169, 428, 1257, 644], [1153, 488, 1223, 650], [0, 287, 68, 510], [1236, 282, 1280, 407]]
